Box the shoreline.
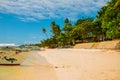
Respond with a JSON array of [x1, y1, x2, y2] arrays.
[[0, 49, 120, 80]]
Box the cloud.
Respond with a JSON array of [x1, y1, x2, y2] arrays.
[[18, 17, 38, 22], [0, 43, 17, 46], [23, 40, 40, 44], [0, 0, 109, 21], [29, 33, 47, 40]]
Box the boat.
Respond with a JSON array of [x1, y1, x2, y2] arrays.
[[0, 47, 30, 66]]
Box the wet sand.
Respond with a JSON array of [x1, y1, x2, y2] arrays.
[[0, 49, 120, 80]]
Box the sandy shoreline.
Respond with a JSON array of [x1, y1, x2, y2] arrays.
[[0, 49, 120, 80]]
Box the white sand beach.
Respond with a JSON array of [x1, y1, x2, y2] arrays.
[[0, 49, 120, 80]]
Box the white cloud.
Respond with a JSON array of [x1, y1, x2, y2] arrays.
[[0, 0, 109, 21], [0, 43, 16, 46], [23, 40, 40, 44], [18, 17, 38, 22]]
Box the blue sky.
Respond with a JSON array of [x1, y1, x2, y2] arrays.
[[0, 0, 109, 45]]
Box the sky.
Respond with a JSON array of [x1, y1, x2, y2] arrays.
[[0, 0, 109, 46]]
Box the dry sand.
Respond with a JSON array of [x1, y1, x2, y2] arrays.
[[0, 49, 120, 80], [74, 40, 120, 49]]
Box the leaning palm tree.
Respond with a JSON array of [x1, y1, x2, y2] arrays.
[[114, 0, 120, 9], [42, 28, 48, 38]]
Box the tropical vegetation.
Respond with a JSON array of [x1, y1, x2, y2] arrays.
[[39, 0, 120, 48]]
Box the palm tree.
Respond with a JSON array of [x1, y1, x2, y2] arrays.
[[42, 28, 48, 38], [114, 0, 120, 9], [63, 18, 73, 45], [50, 21, 56, 36]]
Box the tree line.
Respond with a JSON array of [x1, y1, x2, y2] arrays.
[[39, 0, 120, 48]]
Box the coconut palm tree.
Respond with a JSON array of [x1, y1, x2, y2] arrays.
[[42, 28, 48, 38], [114, 0, 120, 9]]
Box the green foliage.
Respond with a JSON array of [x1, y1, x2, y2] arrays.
[[42, 28, 48, 38], [39, 0, 120, 48], [62, 18, 73, 45], [42, 28, 46, 33], [97, 0, 120, 39], [50, 21, 61, 37], [72, 18, 94, 41]]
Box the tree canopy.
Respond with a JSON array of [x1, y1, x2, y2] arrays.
[[39, 0, 120, 48]]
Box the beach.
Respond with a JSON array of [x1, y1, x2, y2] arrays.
[[0, 49, 120, 80]]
